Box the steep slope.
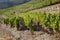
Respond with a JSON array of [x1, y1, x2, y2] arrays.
[[0, 0, 60, 16], [0, 0, 60, 40]]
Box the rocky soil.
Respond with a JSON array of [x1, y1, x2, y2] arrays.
[[0, 24, 60, 40], [30, 4, 60, 13]]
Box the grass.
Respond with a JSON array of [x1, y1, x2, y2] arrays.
[[0, 0, 60, 17]]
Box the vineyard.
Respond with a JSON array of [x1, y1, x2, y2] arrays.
[[3, 12, 60, 34], [0, 0, 60, 40], [0, 0, 60, 16]]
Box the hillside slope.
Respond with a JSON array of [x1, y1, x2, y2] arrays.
[[0, 0, 60, 40], [0, 0, 60, 16]]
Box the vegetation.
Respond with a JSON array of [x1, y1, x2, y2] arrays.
[[0, 16, 4, 24], [0, 0, 60, 34], [0, 0, 60, 16], [3, 12, 60, 33]]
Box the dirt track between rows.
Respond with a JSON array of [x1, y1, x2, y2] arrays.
[[0, 24, 60, 40], [30, 4, 60, 13]]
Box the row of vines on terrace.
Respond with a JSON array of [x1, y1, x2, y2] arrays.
[[3, 12, 60, 33]]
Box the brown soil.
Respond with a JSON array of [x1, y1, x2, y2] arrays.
[[0, 24, 60, 40], [30, 4, 60, 13]]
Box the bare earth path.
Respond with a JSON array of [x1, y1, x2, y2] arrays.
[[0, 24, 16, 40], [0, 24, 56, 40], [30, 4, 60, 13]]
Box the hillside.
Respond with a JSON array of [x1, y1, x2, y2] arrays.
[[0, 0, 60, 40], [0, 0, 60, 16]]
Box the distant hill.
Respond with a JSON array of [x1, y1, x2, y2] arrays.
[[0, 0, 30, 8]]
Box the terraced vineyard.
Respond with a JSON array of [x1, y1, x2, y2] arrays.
[[3, 12, 60, 33], [0, 0, 60, 40], [0, 0, 60, 16]]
